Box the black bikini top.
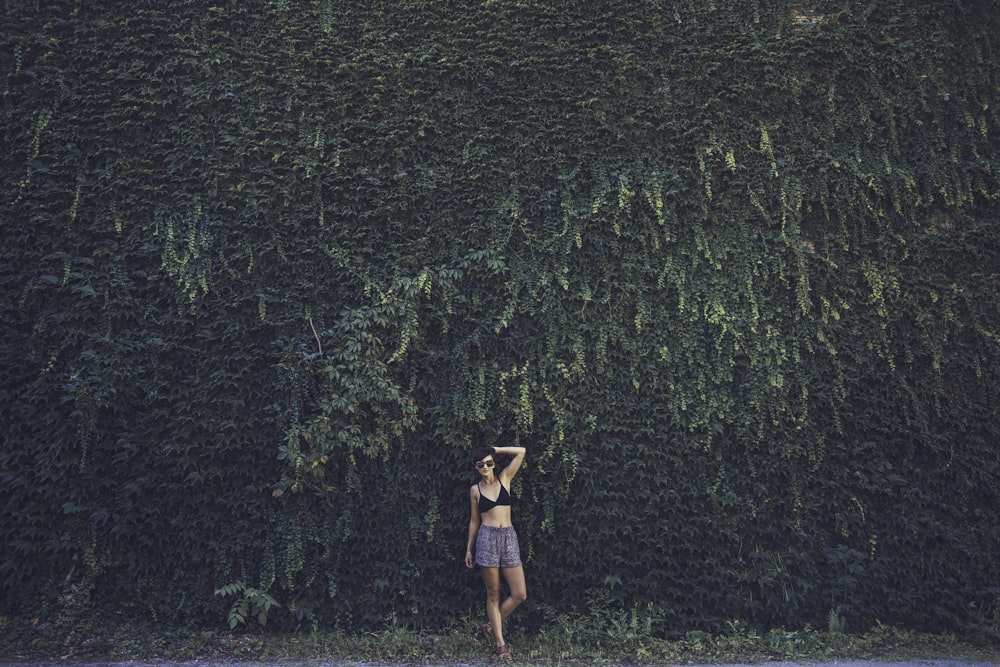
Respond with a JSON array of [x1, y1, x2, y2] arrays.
[[478, 481, 512, 513]]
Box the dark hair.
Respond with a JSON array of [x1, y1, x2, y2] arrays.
[[472, 446, 496, 466]]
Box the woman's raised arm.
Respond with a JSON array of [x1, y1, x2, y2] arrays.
[[494, 446, 525, 483]]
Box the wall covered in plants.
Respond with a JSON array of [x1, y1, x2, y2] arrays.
[[2, 0, 998, 634]]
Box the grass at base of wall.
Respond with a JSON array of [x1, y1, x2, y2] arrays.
[[1, 613, 998, 664]]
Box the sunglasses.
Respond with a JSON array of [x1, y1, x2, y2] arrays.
[[475, 460, 496, 469]]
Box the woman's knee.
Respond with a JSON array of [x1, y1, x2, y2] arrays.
[[512, 589, 527, 604], [484, 585, 502, 603]]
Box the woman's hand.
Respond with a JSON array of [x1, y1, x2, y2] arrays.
[[465, 550, 474, 569]]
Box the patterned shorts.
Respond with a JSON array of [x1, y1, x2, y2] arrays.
[[475, 525, 523, 568]]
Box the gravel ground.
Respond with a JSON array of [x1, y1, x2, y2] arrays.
[[0, 659, 996, 667]]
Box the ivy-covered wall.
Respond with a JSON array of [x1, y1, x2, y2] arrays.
[[2, 0, 999, 634]]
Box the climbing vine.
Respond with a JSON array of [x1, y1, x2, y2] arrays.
[[1, 0, 998, 636]]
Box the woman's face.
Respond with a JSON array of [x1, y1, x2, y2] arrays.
[[474, 457, 496, 477]]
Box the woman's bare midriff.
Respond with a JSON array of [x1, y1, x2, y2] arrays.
[[479, 506, 513, 528]]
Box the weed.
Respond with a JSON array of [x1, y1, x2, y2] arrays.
[[1, 609, 998, 664], [214, 582, 281, 630]]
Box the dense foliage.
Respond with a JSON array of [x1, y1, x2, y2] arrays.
[[2, 0, 999, 636]]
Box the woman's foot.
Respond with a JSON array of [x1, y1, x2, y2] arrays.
[[496, 644, 512, 660]]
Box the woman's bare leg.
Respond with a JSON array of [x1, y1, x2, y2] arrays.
[[481, 566, 505, 647], [500, 565, 527, 621]]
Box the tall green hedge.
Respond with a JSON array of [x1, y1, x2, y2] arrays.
[[2, 0, 999, 635]]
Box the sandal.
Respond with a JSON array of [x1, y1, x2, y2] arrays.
[[496, 644, 513, 660]]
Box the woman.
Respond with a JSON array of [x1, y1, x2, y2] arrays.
[[465, 445, 527, 661]]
